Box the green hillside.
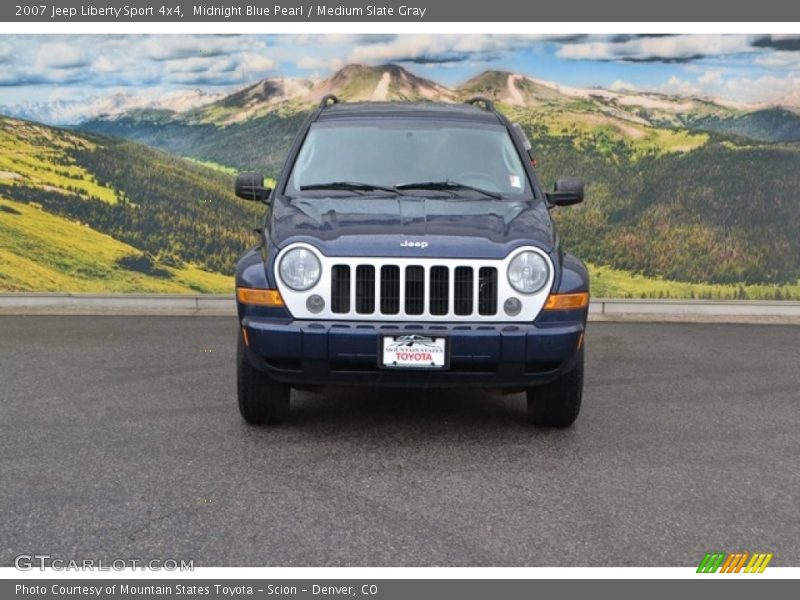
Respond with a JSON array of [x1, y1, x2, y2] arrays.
[[81, 111, 307, 177], [587, 263, 800, 300], [505, 105, 800, 285], [0, 198, 230, 292], [0, 116, 261, 292], [689, 108, 800, 143]]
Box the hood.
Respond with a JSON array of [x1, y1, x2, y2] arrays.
[[269, 195, 555, 259]]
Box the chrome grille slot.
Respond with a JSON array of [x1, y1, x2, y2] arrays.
[[478, 267, 498, 316], [429, 266, 449, 316], [355, 265, 375, 314], [380, 265, 400, 314], [453, 266, 473, 315], [405, 266, 425, 315], [330, 265, 350, 313]]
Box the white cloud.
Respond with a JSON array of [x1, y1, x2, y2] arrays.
[[649, 70, 800, 107], [163, 56, 237, 75], [698, 70, 723, 85], [347, 35, 464, 64], [760, 34, 800, 42], [296, 56, 344, 70], [557, 35, 756, 63], [722, 74, 800, 106], [159, 53, 276, 83], [288, 34, 395, 46], [0, 42, 11, 63], [240, 53, 278, 72], [346, 34, 535, 65], [753, 51, 800, 70], [35, 43, 88, 69], [609, 80, 639, 92], [91, 56, 117, 73], [657, 76, 701, 97], [141, 36, 244, 62]]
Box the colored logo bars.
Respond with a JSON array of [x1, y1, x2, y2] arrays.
[[697, 552, 773, 573]]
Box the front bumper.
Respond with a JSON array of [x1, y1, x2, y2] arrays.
[[241, 317, 584, 389]]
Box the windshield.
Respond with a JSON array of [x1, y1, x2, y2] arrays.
[[286, 119, 533, 198]]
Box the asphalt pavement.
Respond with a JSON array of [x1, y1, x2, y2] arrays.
[[1, 317, 798, 567]]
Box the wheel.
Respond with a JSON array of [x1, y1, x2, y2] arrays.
[[237, 336, 290, 425], [526, 348, 583, 428]]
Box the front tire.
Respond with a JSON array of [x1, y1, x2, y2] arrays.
[[237, 336, 290, 425], [526, 348, 583, 428]]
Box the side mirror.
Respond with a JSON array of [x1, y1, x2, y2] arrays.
[[546, 177, 584, 207], [235, 172, 272, 203]]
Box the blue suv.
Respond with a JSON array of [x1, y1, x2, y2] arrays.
[[234, 96, 589, 427]]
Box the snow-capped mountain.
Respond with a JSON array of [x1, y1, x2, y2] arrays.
[[1, 89, 228, 125]]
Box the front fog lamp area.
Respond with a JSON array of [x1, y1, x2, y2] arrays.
[[507, 251, 549, 294], [306, 294, 325, 313], [279, 248, 321, 291], [503, 297, 522, 316]]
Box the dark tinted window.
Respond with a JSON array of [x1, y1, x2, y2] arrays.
[[288, 119, 531, 197]]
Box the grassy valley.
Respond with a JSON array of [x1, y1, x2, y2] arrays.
[[688, 108, 800, 143], [0, 116, 261, 292], [587, 263, 800, 300], [505, 104, 800, 287], [0, 198, 230, 292], [82, 110, 308, 177]]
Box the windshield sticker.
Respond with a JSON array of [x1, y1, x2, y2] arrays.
[[509, 175, 522, 188]]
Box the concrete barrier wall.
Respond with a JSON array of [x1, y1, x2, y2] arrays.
[[2, 293, 800, 323], [0, 293, 235, 315], [592, 299, 800, 324]]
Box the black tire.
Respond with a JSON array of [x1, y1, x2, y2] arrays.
[[237, 336, 290, 425], [526, 348, 583, 428]]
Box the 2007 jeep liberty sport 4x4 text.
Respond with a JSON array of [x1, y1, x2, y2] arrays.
[[233, 96, 589, 427]]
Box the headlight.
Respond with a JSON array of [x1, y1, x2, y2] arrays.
[[279, 247, 321, 291], [507, 251, 549, 294]]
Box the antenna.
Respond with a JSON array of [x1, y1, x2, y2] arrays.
[[319, 94, 340, 108], [465, 96, 495, 112]]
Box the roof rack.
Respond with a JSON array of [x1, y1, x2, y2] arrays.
[[465, 96, 495, 112], [319, 94, 340, 108]]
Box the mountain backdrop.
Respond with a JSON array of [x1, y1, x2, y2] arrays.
[[3, 63, 800, 298]]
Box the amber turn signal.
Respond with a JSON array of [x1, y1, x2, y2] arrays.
[[236, 287, 285, 307], [544, 292, 589, 310]]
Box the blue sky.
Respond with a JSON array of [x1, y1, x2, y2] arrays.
[[2, 34, 800, 110]]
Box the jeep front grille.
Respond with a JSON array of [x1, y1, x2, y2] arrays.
[[274, 243, 555, 323], [330, 264, 497, 317]]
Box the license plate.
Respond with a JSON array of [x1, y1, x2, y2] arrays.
[[381, 334, 447, 369]]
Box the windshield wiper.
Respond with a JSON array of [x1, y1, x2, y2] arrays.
[[300, 181, 402, 195], [394, 180, 502, 200]]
